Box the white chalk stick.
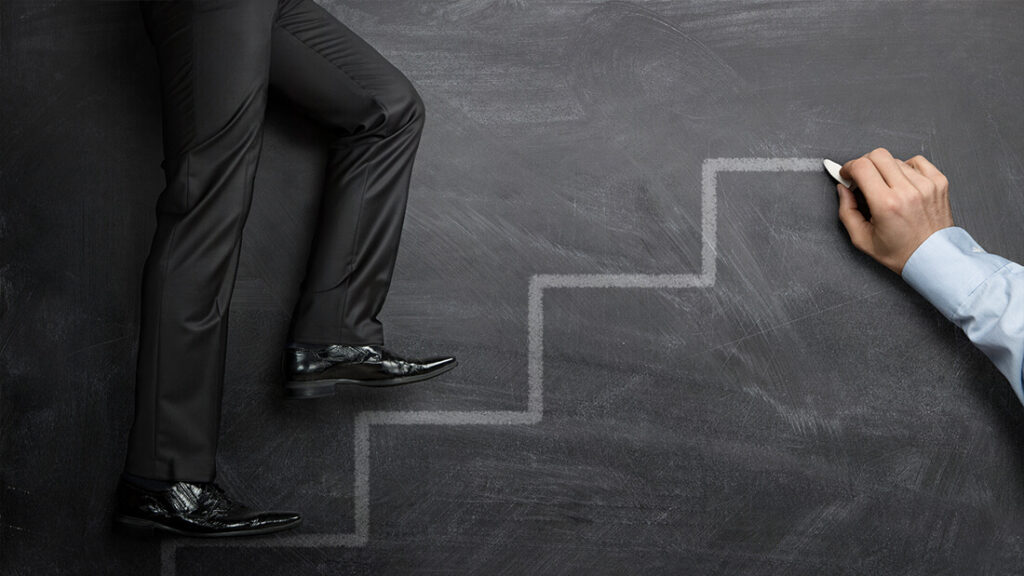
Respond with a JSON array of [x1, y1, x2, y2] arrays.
[[823, 158, 856, 191]]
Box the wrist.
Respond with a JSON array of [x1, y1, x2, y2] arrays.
[[895, 227, 949, 276]]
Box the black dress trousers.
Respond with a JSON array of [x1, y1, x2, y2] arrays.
[[125, 0, 426, 482]]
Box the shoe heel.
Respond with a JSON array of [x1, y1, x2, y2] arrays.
[[285, 380, 336, 399]]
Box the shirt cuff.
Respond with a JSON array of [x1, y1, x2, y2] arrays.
[[901, 227, 1013, 321]]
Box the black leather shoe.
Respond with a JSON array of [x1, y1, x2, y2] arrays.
[[113, 479, 302, 537], [283, 344, 457, 398]]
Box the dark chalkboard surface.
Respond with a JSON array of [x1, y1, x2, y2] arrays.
[[3, 1, 1024, 574]]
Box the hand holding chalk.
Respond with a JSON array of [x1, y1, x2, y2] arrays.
[[823, 158, 856, 191], [826, 149, 954, 275]]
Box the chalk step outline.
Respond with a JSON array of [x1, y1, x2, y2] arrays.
[[162, 157, 825, 574]]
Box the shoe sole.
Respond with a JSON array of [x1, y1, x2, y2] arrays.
[[113, 514, 302, 538], [285, 360, 458, 399]]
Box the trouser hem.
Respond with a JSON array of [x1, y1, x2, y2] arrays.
[[123, 460, 216, 484]]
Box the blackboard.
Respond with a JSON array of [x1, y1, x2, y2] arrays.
[[3, 1, 1024, 574]]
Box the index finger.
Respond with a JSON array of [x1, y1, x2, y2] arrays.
[[840, 155, 890, 206]]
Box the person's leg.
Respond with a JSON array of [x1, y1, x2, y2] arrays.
[[268, 0, 426, 347], [124, 0, 279, 482]]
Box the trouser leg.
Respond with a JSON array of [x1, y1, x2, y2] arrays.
[[125, 0, 278, 482], [269, 0, 426, 347]]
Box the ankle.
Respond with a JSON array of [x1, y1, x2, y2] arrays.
[[121, 472, 176, 491]]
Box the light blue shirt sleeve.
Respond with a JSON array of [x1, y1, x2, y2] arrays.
[[901, 226, 1024, 404]]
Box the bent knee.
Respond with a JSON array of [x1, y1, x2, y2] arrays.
[[372, 80, 425, 136]]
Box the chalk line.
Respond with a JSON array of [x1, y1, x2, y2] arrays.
[[161, 157, 824, 574]]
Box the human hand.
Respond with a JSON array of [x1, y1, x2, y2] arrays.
[[837, 148, 955, 275]]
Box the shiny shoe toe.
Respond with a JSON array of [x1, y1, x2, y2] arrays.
[[284, 344, 457, 398], [113, 479, 302, 538]]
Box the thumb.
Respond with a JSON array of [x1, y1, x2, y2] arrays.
[[836, 184, 872, 250]]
